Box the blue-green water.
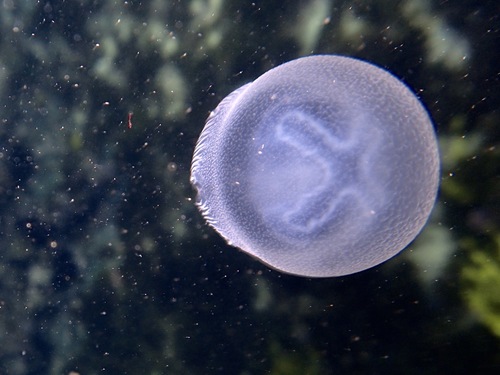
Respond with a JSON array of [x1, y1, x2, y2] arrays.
[[0, 1, 498, 374]]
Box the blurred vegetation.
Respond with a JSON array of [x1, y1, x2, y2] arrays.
[[462, 235, 500, 337], [440, 110, 499, 339], [269, 340, 324, 375]]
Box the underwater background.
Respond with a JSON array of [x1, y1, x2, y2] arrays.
[[0, 0, 498, 374]]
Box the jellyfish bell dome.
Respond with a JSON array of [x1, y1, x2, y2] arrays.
[[191, 55, 440, 278]]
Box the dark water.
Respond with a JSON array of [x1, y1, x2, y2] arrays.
[[0, 1, 498, 374]]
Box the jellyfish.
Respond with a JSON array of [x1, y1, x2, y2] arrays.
[[190, 55, 439, 277]]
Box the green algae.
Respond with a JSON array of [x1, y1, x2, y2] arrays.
[[462, 235, 500, 337]]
